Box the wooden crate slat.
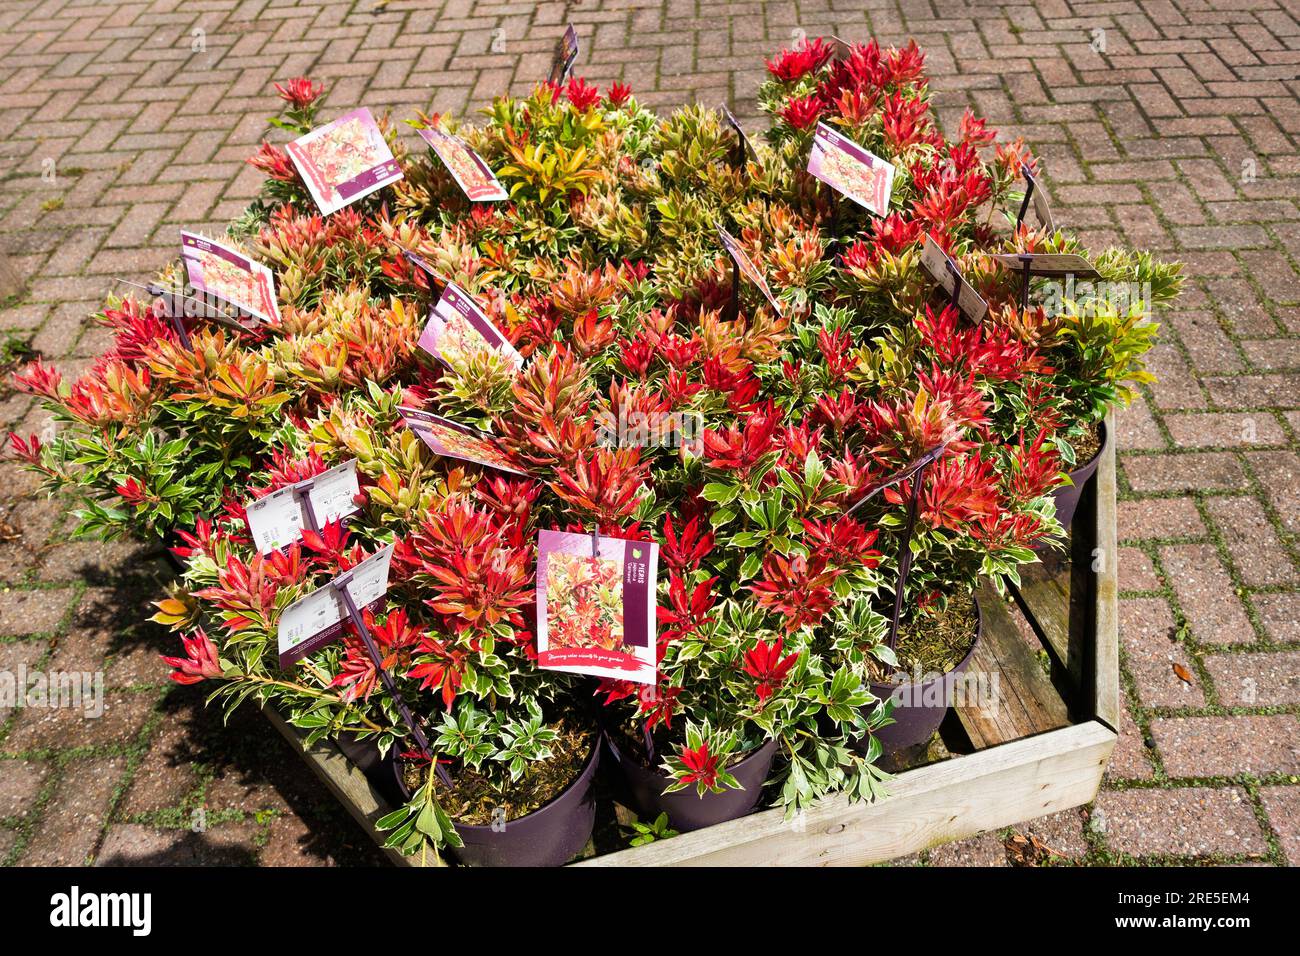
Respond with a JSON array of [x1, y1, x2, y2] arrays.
[[1092, 413, 1120, 731], [575, 721, 1115, 867], [958, 583, 1071, 750], [1013, 546, 1078, 683]]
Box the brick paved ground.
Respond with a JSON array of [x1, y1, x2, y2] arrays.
[[1, 0, 1297, 867]]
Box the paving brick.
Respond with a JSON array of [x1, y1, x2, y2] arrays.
[[1202, 650, 1300, 706], [1095, 787, 1267, 858], [17, 755, 123, 865], [1259, 786, 1300, 865], [1151, 714, 1300, 778], [926, 829, 1008, 866], [1106, 700, 1155, 783], [1123, 453, 1247, 493], [1121, 597, 1205, 707], [1118, 547, 1161, 591], [1205, 496, 1297, 587], [1253, 592, 1300, 642], [0, 587, 76, 635], [1165, 411, 1286, 449], [0, 758, 50, 819], [1160, 544, 1256, 644], [1118, 497, 1205, 541], [95, 822, 263, 866]]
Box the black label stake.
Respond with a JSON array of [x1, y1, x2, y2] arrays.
[[944, 258, 961, 315], [1019, 253, 1033, 314], [292, 479, 321, 534], [332, 573, 453, 788], [1015, 164, 1035, 232], [844, 444, 948, 651]]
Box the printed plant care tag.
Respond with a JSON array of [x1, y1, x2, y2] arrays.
[[716, 221, 784, 316], [920, 235, 988, 323], [245, 460, 362, 555], [807, 122, 896, 217], [1022, 166, 1055, 232], [400, 409, 526, 475], [417, 278, 523, 369], [180, 232, 280, 323], [536, 529, 658, 685], [286, 108, 403, 216], [549, 24, 580, 84], [277, 544, 394, 668], [416, 126, 509, 202], [990, 252, 1100, 280]]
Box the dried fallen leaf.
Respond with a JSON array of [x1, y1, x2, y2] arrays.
[[1173, 662, 1194, 685]]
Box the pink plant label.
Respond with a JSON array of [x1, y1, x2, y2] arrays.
[[180, 232, 280, 323], [245, 459, 362, 555], [276, 543, 394, 668], [416, 126, 509, 202], [286, 107, 403, 216], [536, 529, 658, 685], [417, 279, 523, 370], [400, 408, 526, 475], [716, 222, 784, 316], [920, 235, 988, 323], [549, 24, 580, 84], [807, 122, 896, 217]]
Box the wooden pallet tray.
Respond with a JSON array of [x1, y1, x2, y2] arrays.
[[266, 416, 1119, 867]]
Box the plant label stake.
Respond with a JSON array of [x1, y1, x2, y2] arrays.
[[153, 287, 192, 352], [331, 570, 453, 788], [1015, 164, 1036, 233], [1019, 253, 1032, 314], [918, 236, 987, 322], [1014, 164, 1056, 233], [715, 221, 784, 319], [721, 105, 750, 174], [843, 444, 948, 650], [291, 479, 321, 534]]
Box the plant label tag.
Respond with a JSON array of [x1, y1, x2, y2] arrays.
[[1022, 166, 1055, 232], [277, 544, 394, 668], [919, 236, 988, 322], [286, 108, 403, 216], [416, 126, 509, 202], [721, 105, 752, 168], [180, 232, 279, 324], [246, 460, 362, 554], [828, 35, 852, 60], [807, 122, 896, 217], [716, 222, 784, 316], [417, 279, 523, 370], [991, 252, 1100, 279], [549, 25, 580, 84], [400, 409, 527, 475], [536, 529, 658, 685]]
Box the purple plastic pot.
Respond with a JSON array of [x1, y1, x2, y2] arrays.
[[393, 737, 601, 867], [864, 595, 983, 755], [604, 732, 777, 833], [1050, 421, 1109, 531]]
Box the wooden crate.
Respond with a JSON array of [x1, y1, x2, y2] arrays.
[[266, 418, 1119, 867]]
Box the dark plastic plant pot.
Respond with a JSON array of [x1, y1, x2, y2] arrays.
[[1050, 420, 1109, 531], [603, 731, 778, 833], [393, 737, 601, 868], [865, 594, 983, 755]]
